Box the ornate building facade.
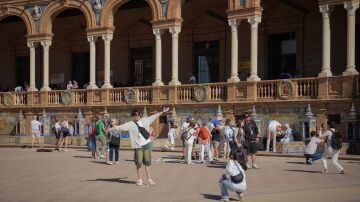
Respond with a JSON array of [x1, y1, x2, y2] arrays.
[[0, 0, 359, 152]]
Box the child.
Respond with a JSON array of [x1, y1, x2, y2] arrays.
[[304, 131, 322, 165], [219, 150, 247, 201]]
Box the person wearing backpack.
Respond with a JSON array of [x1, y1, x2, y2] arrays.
[[94, 116, 106, 159], [219, 150, 247, 201], [320, 122, 345, 174], [223, 119, 236, 159], [198, 120, 213, 164], [107, 119, 121, 165]]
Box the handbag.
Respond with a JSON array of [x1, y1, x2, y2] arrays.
[[133, 121, 150, 140], [230, 160, 244, 184]]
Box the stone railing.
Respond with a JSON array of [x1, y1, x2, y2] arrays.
[[0, 76, 358, 108]]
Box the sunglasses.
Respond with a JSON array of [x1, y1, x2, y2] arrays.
[[245, 116, 250, 118]]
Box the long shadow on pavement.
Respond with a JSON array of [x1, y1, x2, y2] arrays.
[[73, 155, 92, 159], [284, 169, 322, 174], [201, 194, 221, 201], [286, 161, 308, 165], [82, 177, 135, 184], [90, 161, 108, 165]]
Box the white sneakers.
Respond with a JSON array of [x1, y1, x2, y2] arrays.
[[136, 179, 156, 186], [106, 161, 113, 165], [252, 164, 260, 169], [136, 179, 143, 186], [238, 193, 244, 201]]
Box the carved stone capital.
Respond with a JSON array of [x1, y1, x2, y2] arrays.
[[319, 5, 332, 19], [101, 34, 113, 44], [87, 36, 98, 44], [40, 40, 52, 49], [27, 42, 36, 49], [169, 26, 181, 35], [248, 16, 261, 29], [344, 1, 359, 15], [228, 19, 240, 32]]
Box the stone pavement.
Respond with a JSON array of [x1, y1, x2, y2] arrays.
[[0, 148, 359, 202]]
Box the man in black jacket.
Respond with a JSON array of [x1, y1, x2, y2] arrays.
[[243, 112, 260, 169]]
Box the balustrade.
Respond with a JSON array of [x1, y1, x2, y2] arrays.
[[0, 76, 358, 108]]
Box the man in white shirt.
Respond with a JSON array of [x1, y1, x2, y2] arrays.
[[180, 116, 191, 159], [267, 120, 282, 152], [304, 131, 322, 164], [54, 120, 61, 151], [320, 122, 345, 174], [31, 116, 42, 148], [113, 107, 169, 186]]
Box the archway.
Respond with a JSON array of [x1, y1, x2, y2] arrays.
[[110, 0, 156, 87], [180, 0, 228, 83], [49, 8, 89, 89], [0, 15, 30, 91]]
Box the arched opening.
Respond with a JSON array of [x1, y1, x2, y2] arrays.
[[49, 8, 88, 89], [181, 0, 227, 83], [111, 0, 154, 87], [0, 16, 29, 91]]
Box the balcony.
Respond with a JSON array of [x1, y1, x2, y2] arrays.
[[0, 76, 358, 109]]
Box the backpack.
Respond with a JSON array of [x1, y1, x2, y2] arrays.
[[94, 121, 104, 136], [198, 127, 209, 141], [109, 130, 121, 146], [330, 130, 342, 150]]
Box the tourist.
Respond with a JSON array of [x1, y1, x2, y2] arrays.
[[184, 119, 197, 164], [304, 131, 322, 165], [86, 123, 97, 159], [72, 80, 78, 89], [107, 119, 121, 165], [189, 73, 197, 84], [69, 122, 74, 145], [94, 116, 106, 159], [243, 112, 260, 169], [54, 120, 61, 151], [31, 116, 42, 148], [180, 116, 191, 159], [219, 150, 247, 201], [223, 119, 236, 158], [210, 121, 222, 161], [320, 122, 345, 174], [66, 81, 73, 90], [112, 107, 170, 186], [167, 121, 177, 150], [234, 119, 246, 149], [267, 120, 282, 152], [198, 120, 213, 164], [280, 124, 293, 143], [59, 119, 70, 151]]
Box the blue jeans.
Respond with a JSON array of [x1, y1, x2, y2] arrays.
[[219, 178, 242, 198], [109, 145, 119, 161], [229, 141, 237, 153], [304, 152, 322, 162]]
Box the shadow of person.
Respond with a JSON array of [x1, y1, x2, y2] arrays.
[[82, 177, 136, 184], [284, 169, 322, 174], [90, 161, 108, 164], [73, 155, 92, 159], [201, 194, 221, 201], [286, 161, 308, 165]]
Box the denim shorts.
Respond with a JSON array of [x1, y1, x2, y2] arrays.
[[134, 143, 152, 167]]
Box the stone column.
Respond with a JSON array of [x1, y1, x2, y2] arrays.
[[169, 26, 181, 86], [40, 40, 52, 91], [227, 19, 240, 83], [319, 5, 332, 77], [87, 36, 98, 89], [247, 16, 261, 81], [102, 34, 113, 88], [343, 1, 359, 76], [27, 42, 38, 91], [153, 28, 164, 86]]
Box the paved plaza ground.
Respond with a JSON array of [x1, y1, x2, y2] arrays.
[[0, 148, 359, 202]]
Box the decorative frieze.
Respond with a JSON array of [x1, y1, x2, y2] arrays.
[[89, 0, 106, 26], [26, 4, 47, 33], [159, 0, 169, 17]]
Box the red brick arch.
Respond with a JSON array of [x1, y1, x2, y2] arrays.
[[100, 0, 162, 28], [0, 6, 36, 35], [39, 0, 96, 34]]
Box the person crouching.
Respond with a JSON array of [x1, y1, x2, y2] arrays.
[[219, 150, 247, 201]]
